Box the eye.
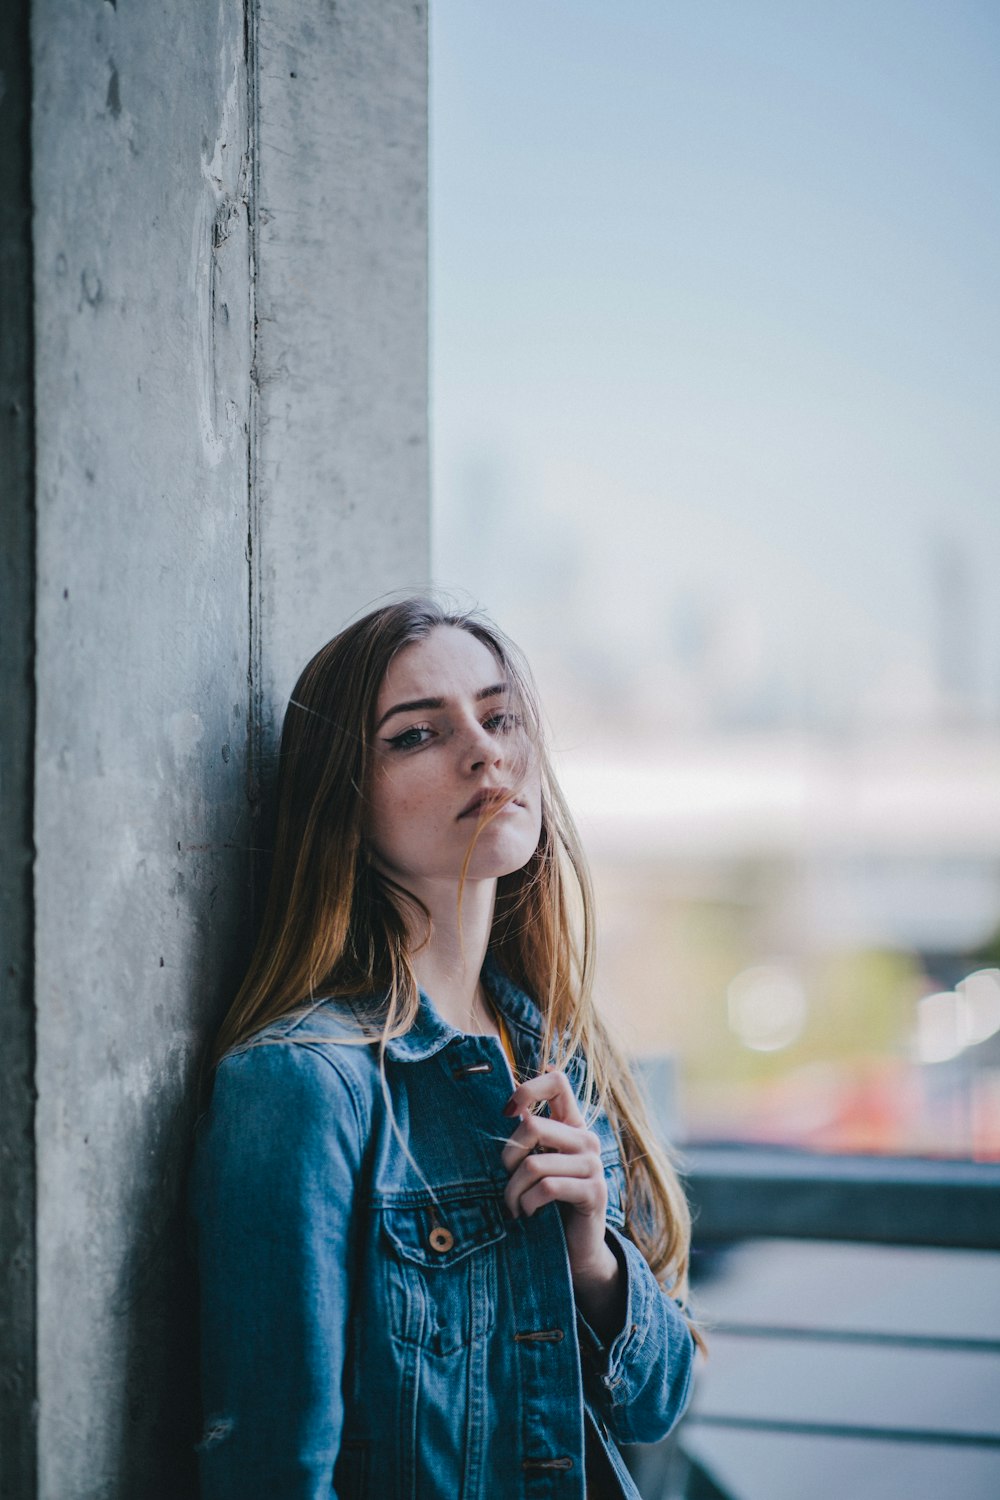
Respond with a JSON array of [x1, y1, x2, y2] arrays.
[[483, 710, 521, 734], [385, 724, 434, 751]]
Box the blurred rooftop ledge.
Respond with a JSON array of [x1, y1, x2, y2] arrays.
[[682, 1145, 1000, 1248], [554, 729, 1000, 861]]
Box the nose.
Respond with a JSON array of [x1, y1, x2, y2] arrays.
[[463, 718, 503, 774]]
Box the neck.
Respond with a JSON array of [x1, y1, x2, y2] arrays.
[[404, 876, 498, 1035]]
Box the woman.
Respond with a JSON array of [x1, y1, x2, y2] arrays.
[[190, 598, 697, 1499]]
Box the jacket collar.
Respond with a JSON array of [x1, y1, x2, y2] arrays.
[[379, 954, 545, 1064], [482, 955, 546, 1044]]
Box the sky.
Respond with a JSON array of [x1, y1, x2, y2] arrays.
[[430, 0, 1000, 740]]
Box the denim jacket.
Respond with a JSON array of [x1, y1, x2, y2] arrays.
[[190, 961, 695, 1499]]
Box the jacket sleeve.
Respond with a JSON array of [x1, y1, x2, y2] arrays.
[[189, 1038, 366, 1500], [576, 1226, 695, 1445]]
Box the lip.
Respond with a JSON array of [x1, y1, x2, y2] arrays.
[[457, 788, 525, 820]]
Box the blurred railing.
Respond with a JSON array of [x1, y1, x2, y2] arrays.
[[683, 1145, 1000, 1249], [628, 1145, 1000, 1500]]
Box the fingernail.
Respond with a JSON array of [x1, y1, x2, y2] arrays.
[[502, 1099, 517, 1117]]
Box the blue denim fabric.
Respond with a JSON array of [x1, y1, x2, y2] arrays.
[[189, 961, 694, 1499]]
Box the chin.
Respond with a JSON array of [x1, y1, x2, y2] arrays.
[[462, 829, 540, 881]]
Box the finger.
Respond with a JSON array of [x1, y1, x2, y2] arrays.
[[501, 1116, 598, 1172], [512, 1172, 607, 1221], [504, 1153, 607, 1220], [504, 1149, 597, 1212], [502, 1068, 585, 1128]]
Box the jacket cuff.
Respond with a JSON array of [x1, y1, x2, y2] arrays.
[[575, 1226, 647, 1379], [577, 1226, 691, 1382]]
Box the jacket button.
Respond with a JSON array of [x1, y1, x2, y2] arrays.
[[428, 1226, 454, 1253]]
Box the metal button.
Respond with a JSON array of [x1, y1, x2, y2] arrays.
[[428, 1225, 454, 1253], [452, 1061, 492, 1080]]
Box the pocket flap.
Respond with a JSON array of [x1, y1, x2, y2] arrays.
[[382, 1195, 506, 1268]]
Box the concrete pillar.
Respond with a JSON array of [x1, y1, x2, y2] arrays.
[[1, 2, 428, 1493]]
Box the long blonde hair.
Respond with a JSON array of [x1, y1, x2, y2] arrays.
[[211, 599, 697, 1310]]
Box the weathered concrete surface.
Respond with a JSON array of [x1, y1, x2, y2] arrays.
[[32, 2, 253, 1493], [254, 0, 430, 723], [24, 1, 429, 1493], [0, 2, 38, 1493]]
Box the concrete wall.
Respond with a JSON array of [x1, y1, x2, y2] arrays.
[[3, 2, 428, 1493], [255, 2, 430, 728], [0, 4, 38, 1494]]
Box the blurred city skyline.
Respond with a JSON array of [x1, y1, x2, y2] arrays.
[[430, 1, 1000, 1158], [431, 0, 1000, 743]]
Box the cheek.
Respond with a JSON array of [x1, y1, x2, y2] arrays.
[[525, 770, 543, 824], [526, 777, 544, 851], [366, 771, 400, 850], [367, 767, 442, 852]]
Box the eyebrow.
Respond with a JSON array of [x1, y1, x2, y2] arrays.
[[375, 681, 508, 732]]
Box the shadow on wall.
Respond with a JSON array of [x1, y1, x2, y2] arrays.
[[111, 822, 264, 1493]]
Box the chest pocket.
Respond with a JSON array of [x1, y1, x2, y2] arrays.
[[381, 1195, 505, 1355]]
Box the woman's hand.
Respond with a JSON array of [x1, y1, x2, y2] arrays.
[[501, 1068, 625, 1340]]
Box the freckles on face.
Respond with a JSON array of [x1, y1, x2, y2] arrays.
[[365, 626, 543, 888]]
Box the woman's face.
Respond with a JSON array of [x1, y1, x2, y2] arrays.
[[366, 625, 542, 891]]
